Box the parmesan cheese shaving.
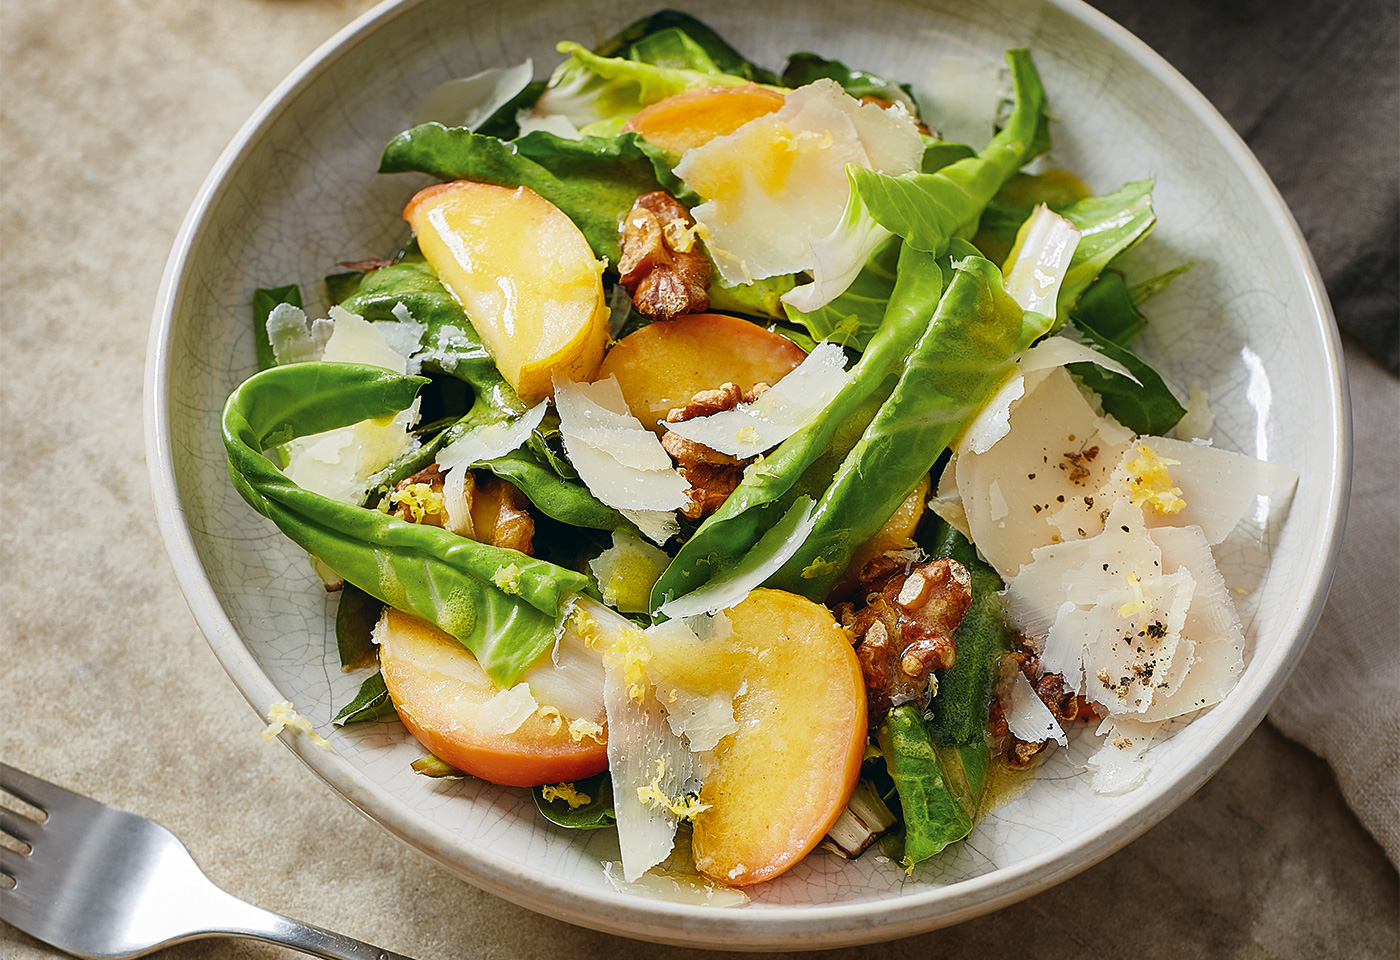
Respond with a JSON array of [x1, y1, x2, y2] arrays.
[[957, 336, 1135, 460], [519, 611, 607, 727], [644, 618, 742, 752], [554, 375, 688, 537], [1001, 204, 1082, 319], [1101, 436, 1298, 545], [1004, 670, 1067, 747], [580, 598, 697, 881], [1086, 716, 1160, 795], [283, 310, 421, 505], [601, 862, 750, 907], [437, 400, 549, 471], [475, 683, 539, 736], [1174, 380, 1215, 441], [676, 79, 922, 285], [619, 509, 681, 547], [657, 495, 817, 619], [266, 303, 332, 365], [954, 366, 1134, 577], [662, 342, 851, 458]]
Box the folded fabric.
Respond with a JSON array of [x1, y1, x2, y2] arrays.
[[1268, 342, 1399, 865]]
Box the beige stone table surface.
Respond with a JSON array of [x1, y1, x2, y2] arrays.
[[1, 2, 1395, 958]]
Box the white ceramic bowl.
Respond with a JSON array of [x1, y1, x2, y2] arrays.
[[146, 0, 1348, 948]]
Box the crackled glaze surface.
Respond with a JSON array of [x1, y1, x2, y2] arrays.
[[148, 0, 1345, 948]]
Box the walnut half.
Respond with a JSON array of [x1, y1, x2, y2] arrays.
[[618, 191, 711, 321], [835, 555, 972, 724]]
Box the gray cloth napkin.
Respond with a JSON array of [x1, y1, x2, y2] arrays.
[[1088, 0, 1398, 374], [1088, 0, 1400, 863], [1269, 343, 1400, 865]]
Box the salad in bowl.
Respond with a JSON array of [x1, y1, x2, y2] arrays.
[[218, 10, 1298, 901]]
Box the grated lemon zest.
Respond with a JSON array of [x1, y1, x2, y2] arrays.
[[541, 782, 591, 809], [491, 563, 523, 595], [262, 701, 331, 749], [636, 759, 711, 820], [1118, 572, 1150, 619], [1124, 444, 1186, 514], [535, 705, 564, 735], [389, 482, 444, 522], [567, 717, 605, 743]]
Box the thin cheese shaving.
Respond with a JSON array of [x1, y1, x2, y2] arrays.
[[554, 374, 687, 542], [662, 342, 851, 458]]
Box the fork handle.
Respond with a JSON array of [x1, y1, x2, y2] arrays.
[[210, 888, 418, 960]]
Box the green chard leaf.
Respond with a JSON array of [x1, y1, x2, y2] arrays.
[[878, 704, 988, 867], [1068, 261, 1194, 350], [337, 251, 524, 416], [779, 52, 917, 110], [970, 169, 1094, 264], [649, 242, 948, 613], [222, 361, 589, 687], [1052, 179, 1156, 320], [252, 284, 302, 371], [1070, 269, 1146, 346], [335, 582, 383, 671], [780, 142, 976, 350], [707, 273, 795, 321], [532, 41, 754, 138], [1066, 325, 1187, 435], [594, 12, 778, 84], [851, 49, 1050, 256], [920, 140, 977, 174], [626, 26, 727, 73], [920, 520, 1013, 746], [333, 671, 397, 726], [783, 234, 901, 350], [768, 250, 1051, 600], [324, 271, 363, 307]]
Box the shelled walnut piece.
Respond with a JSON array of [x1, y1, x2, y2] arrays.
[[833, 555, 972, 724], [660, 381, 770, 519], [618, 190, 711, 321], [989, 643, 1098, 768], [390, 463, 534, 555]]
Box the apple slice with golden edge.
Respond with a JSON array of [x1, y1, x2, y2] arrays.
[[690, 589, 867, 886], [405, 181, 609, 403], [377, 608, 607, 787], [596, 312, 807, 434], [623, 84, 786, 156]]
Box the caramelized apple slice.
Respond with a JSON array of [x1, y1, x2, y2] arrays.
[[623, 84, 786, 156], [596, 312, 806, 434], [690, 589, 866, 885], [377, 608, 607, 787], [405, 180, 609, 403]]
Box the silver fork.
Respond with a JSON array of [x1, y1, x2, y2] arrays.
[[0, 763, 417, 959]]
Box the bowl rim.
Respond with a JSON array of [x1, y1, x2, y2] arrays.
[[144, 0, 1352, 947]]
